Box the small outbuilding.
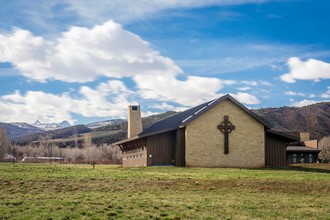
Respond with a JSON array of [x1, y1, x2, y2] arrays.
[[3, 154, 16, 162]]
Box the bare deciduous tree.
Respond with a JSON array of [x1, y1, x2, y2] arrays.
[[318, 136, 330, 163], [0, 128, 11, 160], [83, 133, 92, 163]]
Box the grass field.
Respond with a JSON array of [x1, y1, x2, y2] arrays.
[[0, 163, 329, 219]]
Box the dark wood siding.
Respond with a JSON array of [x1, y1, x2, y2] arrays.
[[147, 131, 176, 166], [265, 132, 291, 167], [175, 128, 185, 166]]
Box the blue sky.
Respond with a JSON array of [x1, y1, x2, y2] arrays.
[[0, 0, 330, 124]]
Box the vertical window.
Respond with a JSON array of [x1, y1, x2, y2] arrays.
[[300, 154, 305, 163], [293, 154, 297, 163], [132, 106, 138, 111], [309, 154, 313, 163]]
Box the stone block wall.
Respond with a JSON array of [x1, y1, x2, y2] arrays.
[[122, 147, 147, 167], [185, 99, 265, 168]]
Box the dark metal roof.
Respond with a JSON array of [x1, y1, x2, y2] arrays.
[[266, 130, 300, 141], [139, 99, 214, 137], [286, 146, 321, 152], [139, 94, 271, 138], [111, 136, 140, 146]]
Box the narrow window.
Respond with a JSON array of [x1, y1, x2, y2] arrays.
[[309, 154, 313, 163], [300, 154, 305, 163], [293, 154, 297, 163], [132, 106, 138, 111]]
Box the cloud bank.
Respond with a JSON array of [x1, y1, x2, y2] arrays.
[[0, 20, 244, 106], [0, 80, 133, 123], [280, 57, 330, 83], [0, 19, 262, 122], [0, 21, 181, 82], [69, 0, 268, 23]]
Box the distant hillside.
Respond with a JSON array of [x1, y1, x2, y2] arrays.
[[15, 125, 91, 145], [31, 120, 71, 131], [13, 111, 177, 146], [253, 102, 330, 139], [5, 102, 330, 146], [94, 111, 177, 132], [91, 111, 177, 145], [86, 119, 125, 129], [0, 122, 44, 140]]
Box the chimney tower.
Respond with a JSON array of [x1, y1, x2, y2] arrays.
[[128, 105, 143, 138], [299, 132, 310, 141]]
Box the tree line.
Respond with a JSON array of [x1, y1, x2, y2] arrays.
[[0, 128, 121, 164], [1, 127, 330, 163]]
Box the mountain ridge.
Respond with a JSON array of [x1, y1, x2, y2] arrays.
[[31, 120, 71, 131], [253, 102, 330, 139], [1, 102, 329, 145]]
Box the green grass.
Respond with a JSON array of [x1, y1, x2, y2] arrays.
[[0, 163, 329, 219]]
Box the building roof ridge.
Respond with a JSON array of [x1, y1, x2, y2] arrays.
[[139, 94, 271, 138]]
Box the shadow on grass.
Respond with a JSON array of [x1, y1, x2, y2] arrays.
[[265, 164, 330, 174]]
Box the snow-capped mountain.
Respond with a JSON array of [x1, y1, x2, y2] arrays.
[[86, 119, 125, 129], [31, 120, 71, 131], [11, 122, 42, 130], [0, 122, 44, 140]]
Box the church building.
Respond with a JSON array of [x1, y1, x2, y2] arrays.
[[113, 94, 320, 168]]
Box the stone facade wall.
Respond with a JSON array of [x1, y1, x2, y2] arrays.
[[122, 146, 147, 167], [185, 99, 265, 168]]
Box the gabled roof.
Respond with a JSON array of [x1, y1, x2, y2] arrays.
[[286, 146, 321, 153], [266, 130, 300, 142], [139, 94, 271, 138]]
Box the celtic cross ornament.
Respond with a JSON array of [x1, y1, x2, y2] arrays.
[[217, 115, 235, 154]]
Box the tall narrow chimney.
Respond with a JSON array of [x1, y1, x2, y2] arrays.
[[128, 105, 142, 138], [300, 132, 310, 141]]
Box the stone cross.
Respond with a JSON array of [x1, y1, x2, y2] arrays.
[[217, 115, 235, 154]]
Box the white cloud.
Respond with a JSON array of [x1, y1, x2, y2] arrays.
[[0, 80, 260, 123], [134, 75, 235, 106], [285, 91, 305, 97], [177, 41, 330, 78], [0, 21, 182, 82], [238, 80, 271, 88], [0, 80, 133, 123], [0, 90, 75, 123], [237, 87, 251, 91], [290, 99, 320, 107], [150, 103, 177, 111], [230, 92, 260, 105], [321, 86, 330, 98], [280, 57, 330, 83], [67, 0, 269, 24], [241, 80, 258, 86], [0, 20, 235, 107], [1, 19, 261, 122], [259, 80, 272, 86]]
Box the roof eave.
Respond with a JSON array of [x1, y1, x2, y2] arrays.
[[139, 127, 177, 138], [286, 146, 321, 153], [111, 136, 140, 146], [179, 94, 271, 129], [266, 130, 300, 141]]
